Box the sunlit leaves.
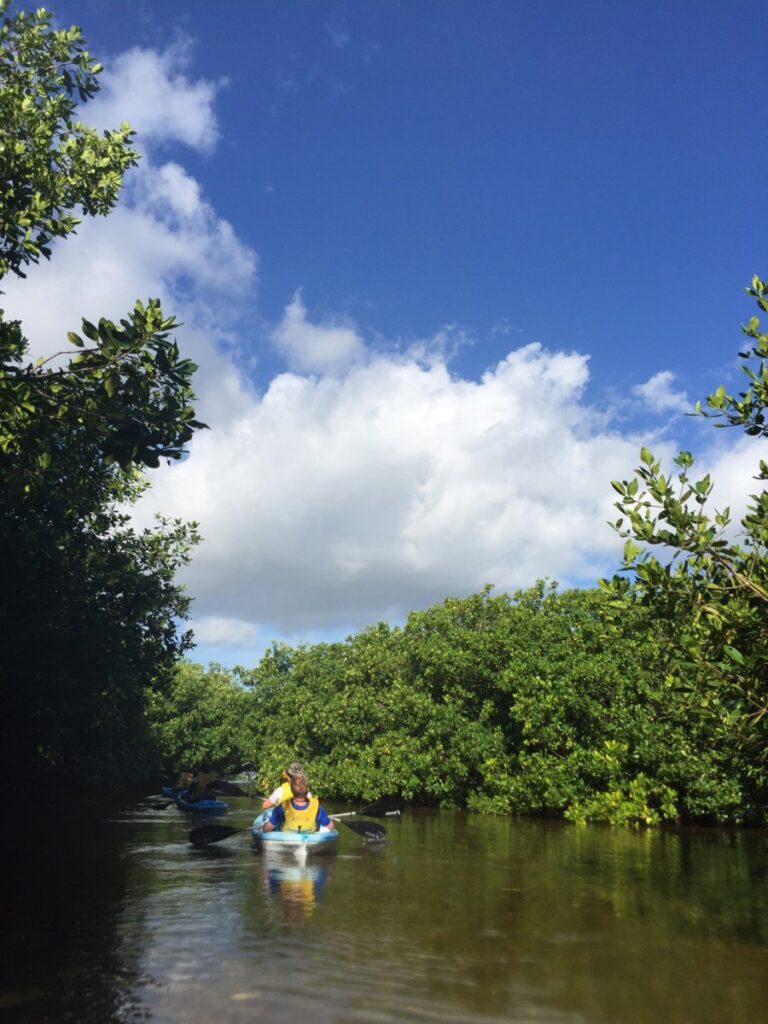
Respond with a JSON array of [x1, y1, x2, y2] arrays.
[[203, 584, 762, 825], [0, 2, 138, 279], [697, 277, 768, 437], [146, 662, 252, 775], [601, 281, 768, 769]]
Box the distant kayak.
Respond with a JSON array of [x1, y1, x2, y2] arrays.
[[161, 786, 228, 814], [251, 811, 339, 856]]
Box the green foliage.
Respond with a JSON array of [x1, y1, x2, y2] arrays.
[[196, 583, 762, 826], [602, 280, 768, 780], [696, 276, 768, 437], [146, 662, 252, 776], [0, 1, 204, 797], [0, 299, 205, 501], [241, 628, 453, 802], [199, 282, 761, 826], [2, 508, 199, 790], [565, 774, 679, 827], [0, 1, 138, 279]]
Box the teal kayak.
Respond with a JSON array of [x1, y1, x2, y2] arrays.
[[251, 811, 339, 856]]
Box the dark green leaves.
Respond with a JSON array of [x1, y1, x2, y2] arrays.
[[1, 297, 205, 496], [0, 3, 204, 801]]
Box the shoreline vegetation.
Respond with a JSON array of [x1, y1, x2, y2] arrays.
[[146, 576, 767, 829], [1, 3, 766, 826]]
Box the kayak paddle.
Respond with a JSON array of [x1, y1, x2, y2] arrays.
[[332, 796, 406, 819], [334, 817, 386, 841], [189, 816, 386, 846]]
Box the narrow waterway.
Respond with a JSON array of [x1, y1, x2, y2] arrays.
[[2, 798, 766, 1023]]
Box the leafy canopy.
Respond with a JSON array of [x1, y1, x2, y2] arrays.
[[602, 278, 768, 763], [0, 1, 205, 796], [0, 0, 137, 278], [0, 3, 207, 501]]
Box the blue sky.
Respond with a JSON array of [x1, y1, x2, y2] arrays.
[[6, 0, 767, 665]]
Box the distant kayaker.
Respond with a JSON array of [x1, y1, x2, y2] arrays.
[[173, 770, 194, 792], [186, 767, 217, 803], [261, 762, 311, 810], [262, 772, 336, 834]]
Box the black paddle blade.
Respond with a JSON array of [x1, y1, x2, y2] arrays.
[[362, 796, 406, 818], [340, 818, 386, 841], [188, 825, 248, 846]]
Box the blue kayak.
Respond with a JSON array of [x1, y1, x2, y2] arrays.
[[251, 811, 339, 856], [161, 786, 228, 814]]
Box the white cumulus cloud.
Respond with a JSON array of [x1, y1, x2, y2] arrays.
[[133, 334, 656, 634], [633, 370, 689, 413], [1, 47, 258, 433], [272, 290, 367, 372], [3, 38, 757, 665], [89, 40, 223, 153]]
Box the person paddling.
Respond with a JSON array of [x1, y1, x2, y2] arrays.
[[186, 767, 217, 803], [172, 770, 194, 793], [261, 773, 335, 834]]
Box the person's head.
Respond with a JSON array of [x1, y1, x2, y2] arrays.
[[290, 773, 309, 799], [281, 761, 305, 783]]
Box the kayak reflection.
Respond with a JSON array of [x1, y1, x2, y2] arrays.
[[260, 852, 333, 925]]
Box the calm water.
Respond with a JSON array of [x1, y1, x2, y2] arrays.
[[1, 798, 767, 1023]]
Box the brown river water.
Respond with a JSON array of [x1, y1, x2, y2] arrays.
[[1, 798, 766, 1023]]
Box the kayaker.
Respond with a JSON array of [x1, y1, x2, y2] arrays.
[[261, 762, 311, 810], [262, 773, 336, 834], [187, 767, 217, 803], [173, 770, 194, 792]]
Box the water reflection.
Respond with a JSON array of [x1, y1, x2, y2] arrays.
[[1, 800, 767, 1024], [259, 852, 333, 926], [0, 802, 164, 1023]]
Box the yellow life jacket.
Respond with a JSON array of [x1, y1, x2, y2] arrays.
[[275, 781, 312, 805], [282, 796, 320, 832]]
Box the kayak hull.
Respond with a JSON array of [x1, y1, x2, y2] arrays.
[[161, 786, 228, 814], [251, 811, 339, 857], [176, 796, 229, 814]]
